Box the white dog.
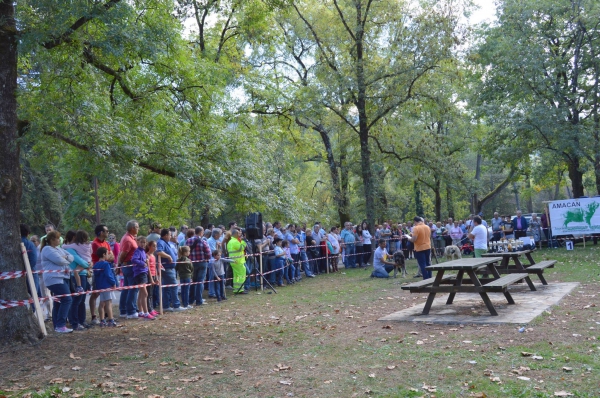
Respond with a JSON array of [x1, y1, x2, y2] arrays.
[[444, 245, 462, 260]]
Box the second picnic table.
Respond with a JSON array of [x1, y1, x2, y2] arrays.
[[481, 250, 556, 286], [402, 257, 530, 316]]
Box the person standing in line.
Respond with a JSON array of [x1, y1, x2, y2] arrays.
[[177, 225, 188, 246], [403, 217, 432, 280], [92, 226, 114, 323], [206, 228, 222, 298], [20, 224, 41, 304], [361, 222, 372, 266], [93, 247, 118, 327], [40, 231, 74, 333], [186, 226, 211, 306], [146, 222, 161, 243], [227, 229, 248, 294], [118, 220, 141, 318], [512, 210, 529, 239], [469, 216, 489, 258], [157, 228, 184, 311]]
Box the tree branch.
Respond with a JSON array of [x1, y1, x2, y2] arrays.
[[42, 130, 177, 177], [42, 0, 122, 49], [332, 0, 356, 41]]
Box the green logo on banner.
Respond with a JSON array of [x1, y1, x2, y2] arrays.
[[563, 202, 600, 228]]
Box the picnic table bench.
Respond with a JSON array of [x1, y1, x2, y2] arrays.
[[401, 257, 527, 316], [481, 251, 556, 286]]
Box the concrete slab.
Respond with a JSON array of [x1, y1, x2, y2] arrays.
[[378, 282, 579, 325]]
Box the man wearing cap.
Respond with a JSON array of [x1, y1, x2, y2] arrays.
[[403, 217, 432, 279]]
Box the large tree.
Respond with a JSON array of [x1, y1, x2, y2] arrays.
[[474, 0, 600, 198]]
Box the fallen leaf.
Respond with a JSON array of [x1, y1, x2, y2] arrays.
[[517, 376, 531, 381], [422, 384, 437, 393], [324, 380, 333, 384], [409, 331, 419, 335], [368, 373, 376, 378], [279, 380, 293, 385], [382, 325, 392, 329], [211, 370, 224, 375], [554, 392, 574, 397], [43, 365, 54, 370], [562, 367, 573, 372], [469, 393, 487, 398], [416, 340, 424, 345], [162, 376, 169, 380], [386, 365, 396, 370], [145, 370, 155, 375], [521, 352, 533, 357], [231, 369, 246, 376], [463, 340, 472, 344], [531, 355, 543, 360], [121, 392, 135, 396], [71, 366, 81, 371], [490, 377, 501, 383], [203, 357, 215, 361], [69, 353, 81, 360], [159, 362, 169, 366], [483, 369, 493, 376]]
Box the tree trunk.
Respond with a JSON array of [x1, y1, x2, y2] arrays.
[[567, 157, 584, 198], [471, 153, 482, 214], [0, 0, 43, 343], [337, 144, 350, 225], [526, 176, 533, 213], [434, 176, 441, 221], [513, 182, 521, 210], [200, 204, 210, 228], [446, 184, 454, 219], [414, 181, 423, 217], [354, 2, 375, 232]]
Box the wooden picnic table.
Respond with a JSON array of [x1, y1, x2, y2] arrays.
[[481, 250, 556, 286], [401, 257, 529, 316]]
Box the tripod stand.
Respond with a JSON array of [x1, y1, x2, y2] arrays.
[[235, 240, 277, 294]]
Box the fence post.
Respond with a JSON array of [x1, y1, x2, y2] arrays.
[[259, 246, 263, 290], [158, 258, 163, 315], [20, 242, 47, 336], [326, 245, 329, 274]]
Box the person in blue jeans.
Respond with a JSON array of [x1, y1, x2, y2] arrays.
[[210, 250, 232, 301], [273, 238, 285, 286], [370, 239, 395, 278], [40, 231, 75, 333], [157, 229, 185, 311]]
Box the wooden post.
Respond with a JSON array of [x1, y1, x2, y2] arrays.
[[158, 258, 163, 315], [583, 235, 586, 248], [326, 245, 329, 274], [21, 243, 47, 336], [259, 246, 263, 290]]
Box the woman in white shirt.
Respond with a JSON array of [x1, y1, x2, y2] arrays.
[[361, 222, 372, 266]]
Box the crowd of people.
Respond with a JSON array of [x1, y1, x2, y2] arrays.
[[18, 211, 542, 334]]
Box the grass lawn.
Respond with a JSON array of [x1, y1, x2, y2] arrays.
[[1, 244, 599, 397]]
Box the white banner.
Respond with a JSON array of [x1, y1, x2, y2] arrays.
[[548, 198, 600, 236]]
